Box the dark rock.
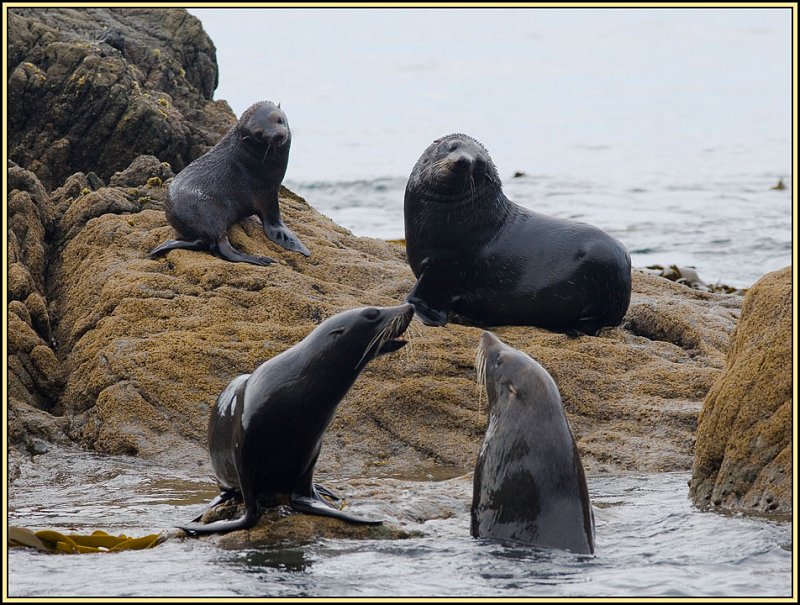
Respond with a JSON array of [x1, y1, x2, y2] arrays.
[[690, 267, 792, 515], [108, 155, 174, 188], [7, 7, 235, 189]]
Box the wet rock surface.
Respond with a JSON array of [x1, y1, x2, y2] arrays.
[[180, 491, 422, 547], [690, 267, 792, 515]]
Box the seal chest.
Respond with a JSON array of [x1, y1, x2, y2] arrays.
[[181, 304, 415, 536], [149, 100, 311, 266], [403, 133, 632, 334], [471, 331, 595, 554]]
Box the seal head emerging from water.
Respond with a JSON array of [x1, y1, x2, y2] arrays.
[[149, 100, 310, 266], [472, 331, 595, 553], [181, 303, 415, 535], [404, 133, 631, 335]]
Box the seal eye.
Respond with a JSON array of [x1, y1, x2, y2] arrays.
[[329, 327, 346, 336], [363, 308, 380, 321], [448, 141, 458, 152]]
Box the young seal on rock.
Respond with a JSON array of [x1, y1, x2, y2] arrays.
[[404, 133, 632, 335], [472, 331, 595, 553], [181, 303, 415, 535], [149, 100, 310, 266]]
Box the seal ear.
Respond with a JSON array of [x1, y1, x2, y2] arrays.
[[277, 102, 281, 109]]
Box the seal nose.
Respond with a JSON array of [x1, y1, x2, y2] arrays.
[[480, 331, 502, 349], [271, 131, 288, 147], [453, 151, 474, 172]]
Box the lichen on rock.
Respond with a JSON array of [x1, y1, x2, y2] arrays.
[[30, 159, 743, 481], [690, 267, 792, 515]]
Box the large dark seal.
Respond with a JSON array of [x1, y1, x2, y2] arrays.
[[149, 100, 309, 266], [472, 331, 595, 553], [404, 133, 631, 335], [181, 303, 414, 535]]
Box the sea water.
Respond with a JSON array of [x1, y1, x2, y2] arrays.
[[7, 448, 793, 598], [194, 7, 793, 288]]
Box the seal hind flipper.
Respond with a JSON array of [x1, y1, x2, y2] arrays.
[[214, 235, 275, 266], [149, 238, 208, 258], [567, 315, 603, 337], [264, 218, 311, 256]]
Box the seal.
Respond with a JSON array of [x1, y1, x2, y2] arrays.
[[181, 303, 415, 535], [149, 100, 310, 266], [403, 133, 632, 335], [472, 331, 595, 553]]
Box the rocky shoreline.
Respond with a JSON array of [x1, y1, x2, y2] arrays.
[[7, 7, 792, 534]]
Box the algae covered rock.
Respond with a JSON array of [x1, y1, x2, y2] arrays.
[[7, 7, 234, 189], [38, 161, 742, 478], [8, 164, 68, 455], [690, 267, 792, 515]]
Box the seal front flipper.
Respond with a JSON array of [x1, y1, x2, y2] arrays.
[[178, 508, 260, 536], [214, 235, 276, 266], [290, 485, 382, 525], [314, 483, 341, 502], [264, 218, 311, 257], [149, 238, 208, 258], [405, 271, 451, 326]]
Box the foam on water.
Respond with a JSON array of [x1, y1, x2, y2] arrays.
[[7, 448, 793, 598]]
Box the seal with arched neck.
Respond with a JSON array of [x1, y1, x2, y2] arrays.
[[403, 133, 631, 335], [180, 304, 415, 535], [149, 100, 309, 266], [472, 331, 595, 553]]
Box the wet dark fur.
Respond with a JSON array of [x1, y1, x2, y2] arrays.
[[404, 133, 632, 334], [471, 332, 595, 553], [181, 304, 414, 535]]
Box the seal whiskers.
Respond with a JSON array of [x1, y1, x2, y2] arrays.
[[180, 304, 415, 536], [475, 337, 488, 418], [150, 100, 311, 265], [354, 310, 411, 370], [470, 331, 595, 553], [403, 132, 632, 332]]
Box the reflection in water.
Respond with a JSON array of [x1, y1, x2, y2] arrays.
[[229, 547, 311, 573]]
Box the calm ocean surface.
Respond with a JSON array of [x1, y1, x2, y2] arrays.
[[192, 7, 793, 288]]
